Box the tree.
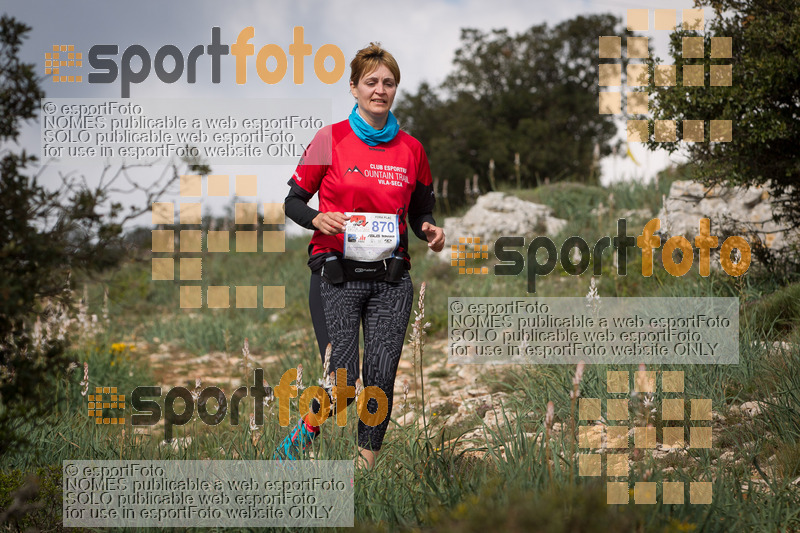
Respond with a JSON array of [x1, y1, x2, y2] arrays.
[[645, 0, 800, 231], [394, 14, 628, 204], [0, 16, 185, 455]]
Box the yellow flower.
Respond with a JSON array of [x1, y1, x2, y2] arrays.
[[111, 342, 126, 354], [111, 342, 136, 356]]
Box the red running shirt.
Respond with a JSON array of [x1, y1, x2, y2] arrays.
[[287, 119, 435, 262]]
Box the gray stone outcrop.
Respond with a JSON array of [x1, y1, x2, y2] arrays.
[[657, 181, 797, 251], [438, 192, 568, 259]]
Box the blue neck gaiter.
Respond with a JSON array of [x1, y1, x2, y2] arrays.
[[348, 103, 399, 146]]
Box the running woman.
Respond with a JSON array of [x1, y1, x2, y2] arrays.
[[280, 42, 445, 469]]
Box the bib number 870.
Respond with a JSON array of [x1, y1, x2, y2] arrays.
[[372, 220, 395, 232]]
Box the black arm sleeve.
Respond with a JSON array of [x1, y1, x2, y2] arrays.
[[284, 181, 319, 231], [408, 179, 437, 241], [409, 212, 436, 241]]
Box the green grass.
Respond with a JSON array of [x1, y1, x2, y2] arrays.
[[3, 174, 800, 532], [742, 282, 800, 337]]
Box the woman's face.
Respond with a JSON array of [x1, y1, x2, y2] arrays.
[[350, 64, 397, 126]]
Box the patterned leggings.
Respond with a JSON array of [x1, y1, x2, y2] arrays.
[[310, 272, 414, 451]]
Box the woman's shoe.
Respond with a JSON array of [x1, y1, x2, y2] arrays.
[[273, 417, 318, 461]]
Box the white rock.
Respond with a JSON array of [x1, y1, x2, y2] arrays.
[[656, 180, 798, 254], [394, 410, 418, 427], [445, 392, 509, 428], [455, 364, 484, 385], [738, 401, 764, 417], [437, 192, 567, 261], [718, 450, 735, 462]]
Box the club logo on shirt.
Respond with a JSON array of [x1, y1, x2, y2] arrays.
[[345, 165, 364, 176]]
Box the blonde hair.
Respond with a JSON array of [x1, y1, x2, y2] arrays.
[[349, 42, 400, 86]]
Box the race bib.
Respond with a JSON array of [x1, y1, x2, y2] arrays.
[[342, 212, 400, 262]]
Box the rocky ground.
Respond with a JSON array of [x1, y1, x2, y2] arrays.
[[139, 331, 799, 492]]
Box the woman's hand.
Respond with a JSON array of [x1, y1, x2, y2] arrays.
[[421, 222, 445, 252], [313, 212, 349, 235]]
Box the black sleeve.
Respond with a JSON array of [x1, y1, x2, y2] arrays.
[[409, 212, 436, 241], [408, 180, 436, 241], [284, 181, 319, 231]]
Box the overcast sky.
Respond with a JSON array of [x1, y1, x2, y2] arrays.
[[5, 0, 705, 233]]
